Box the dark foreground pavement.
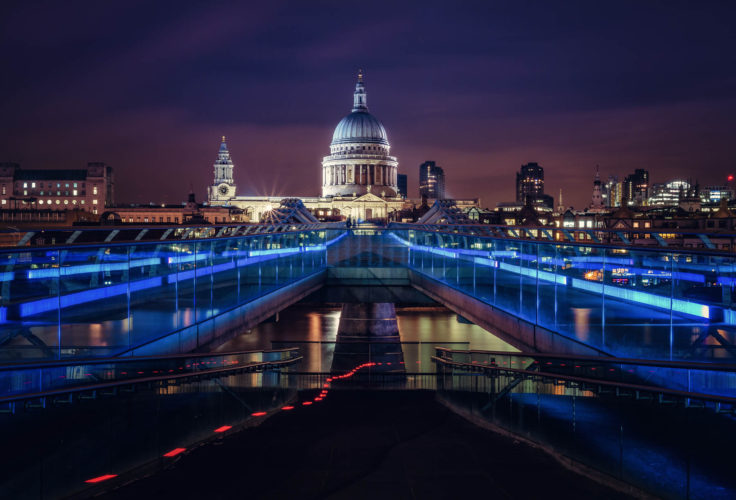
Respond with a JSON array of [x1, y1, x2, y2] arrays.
[[102, 391, 630, 500]]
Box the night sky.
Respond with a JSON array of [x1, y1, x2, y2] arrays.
[[1, 1, 735, 209]]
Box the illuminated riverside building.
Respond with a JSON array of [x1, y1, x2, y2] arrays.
[[0, 162, 114, 214]]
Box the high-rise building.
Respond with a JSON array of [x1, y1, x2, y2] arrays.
[[648, 179, 690, 206], [397, 174, 407, 198], [515, 162, 553, 208], [419, 161, 445, 199], [516, 162, 544, 204], [699, 185, 734, 204], [603, 175, 621, 207], [623, 169, 649, 206]]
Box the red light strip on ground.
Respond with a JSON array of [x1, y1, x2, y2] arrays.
[[85, 474, 117, 483], [214, 425, 232, 433], [163, 448, 186, 457], [281, 406, 295, 410], [251, 411, 267, 417]]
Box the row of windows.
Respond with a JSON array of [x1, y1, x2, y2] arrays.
[[22, 190, 83, 196], [334, 145, 384, 153], [0, 199, 97, 205], [124, 216, 179, 223], [3, 184, 97, 195]]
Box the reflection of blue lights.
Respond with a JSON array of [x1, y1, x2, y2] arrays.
[[27, 258, 161, 279], [167, 262, 236, 283], [0, 272, 13, 282], [570, 278, 710, 319], [499, 262, 568, 285], [473, 257, 498, 268], [168, 254, 208, 265], [19, 277, 163, 317], [398, 231, 714, 320], [326, 232, 348, 246]]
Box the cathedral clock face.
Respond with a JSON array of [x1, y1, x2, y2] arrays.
[[218, 184, 229, 196]]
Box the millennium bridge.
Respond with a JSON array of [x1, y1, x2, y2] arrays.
[[1, 218, 735, 498]]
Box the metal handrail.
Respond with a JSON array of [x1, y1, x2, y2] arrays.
[[0, 354, 302, 406], [0, 347, 300, 371], [389, 222, 736, 256], [0, 222, 345, 252], [432, 356, 736, 406], [433, 347, 736, 373]]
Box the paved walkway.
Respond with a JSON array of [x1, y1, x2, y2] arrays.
[[103, 391, 630, 500]]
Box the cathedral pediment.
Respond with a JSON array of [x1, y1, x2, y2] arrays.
[[351, 193, 386, 204]]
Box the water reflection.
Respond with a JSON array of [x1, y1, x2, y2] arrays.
[[214, 305, 519, 376]]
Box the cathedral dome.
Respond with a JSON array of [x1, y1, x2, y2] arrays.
[[330, 71, 389, 146], [322, 71, 399, 199], [331, 111, 388, 146]]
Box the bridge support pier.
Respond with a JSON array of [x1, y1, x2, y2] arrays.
[[332, 303, 405, 374]]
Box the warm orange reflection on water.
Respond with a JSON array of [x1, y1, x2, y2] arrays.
[[214, 305, 518, 372]]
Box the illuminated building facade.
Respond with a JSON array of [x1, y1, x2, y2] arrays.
[[321, 71, 398, 198], [0, 162, 114, 214], [418, 161, 445, 199], [624, 168, 649, 206], [208, 72, 422, 222]]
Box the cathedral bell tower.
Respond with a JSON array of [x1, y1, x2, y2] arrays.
[[208, 136, 237, 203]]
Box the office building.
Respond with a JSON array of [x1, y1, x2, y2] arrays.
[[419, 161, 445, 199], [397, 174, 407, 198], [0, 162, 114, 215]]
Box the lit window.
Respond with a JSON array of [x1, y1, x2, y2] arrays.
[[65, 183, 69, 188], [72, 200, 77, 204], [56, 183, 60, 188], [1, 200, 5, 205], [93, 186, 98, 195], [93, 199, 98, 205], [23, 182, 27, 188], [64, 200, 68, 205], [31, 182, 36, 188], [38, 200, 43, 205], [55, 200, 60, 205], [73, 190, 77, 196], [23, 190, 27, 195], [81, 200, 85, 204], [73, 183, 77, 188]]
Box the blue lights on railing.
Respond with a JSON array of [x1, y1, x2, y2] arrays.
[[19, 277, 164, 318], [9, 240, 335, 321], [393, 232, 724, 322]]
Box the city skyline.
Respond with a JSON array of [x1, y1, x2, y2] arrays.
[[2, 1, 736, 208]]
